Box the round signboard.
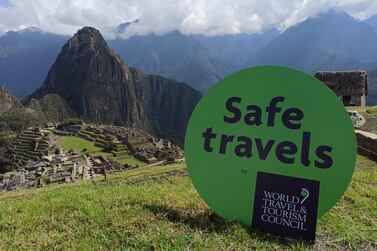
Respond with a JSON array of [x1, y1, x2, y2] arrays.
[[185, 66, 356, 229]]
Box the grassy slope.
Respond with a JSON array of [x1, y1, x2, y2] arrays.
[[0, 156, 375, 250], [57, 136, 145, 166]]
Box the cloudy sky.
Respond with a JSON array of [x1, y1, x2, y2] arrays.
[[0, 0, 377, 37]]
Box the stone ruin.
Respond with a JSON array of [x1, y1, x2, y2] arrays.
[[315, 71, 368, 106], [355, 130, 377, 161], [57, 122, 185, 164], [0, 122, 185, 191], [0, 127, 94, 191], [347, 112, 377, 160], [6, 127, 55, 169], [90, 156, 134, 175]]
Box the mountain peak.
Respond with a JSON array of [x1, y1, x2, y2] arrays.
[[33, 27, 125, 100], [19, 27, 42, 33], [76, 26, 102, 37], [61, 25, 124, 66], [0, 85, 15, 100], [318, 9, 348, 17], [247, 8, 377, 72], [116, 19, 139, 34], [295, 10, 358, 27], [69, 26, 107, 48]]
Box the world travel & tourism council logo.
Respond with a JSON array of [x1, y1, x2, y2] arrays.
[[252, 172, 319, 240]]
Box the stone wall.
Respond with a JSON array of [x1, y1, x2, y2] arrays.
[[355, 129, 377, 161], [315, 71, 368, 97]]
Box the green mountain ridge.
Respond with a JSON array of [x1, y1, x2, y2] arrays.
[[0, 86, 71, 133]]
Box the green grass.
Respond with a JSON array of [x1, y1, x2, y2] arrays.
[[366, 107, 377, 114], [57, 136, 145, 166], [57, 136, 104, 154], [114, 155, 145, 166], [0, 156, 375, 250]]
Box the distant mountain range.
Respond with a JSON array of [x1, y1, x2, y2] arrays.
[[1, 10, 377, 104], [25, 27, 201, 144], [247, 11, 377, 73], [0, 28, 67, 98], [109, 31, 232, 91]]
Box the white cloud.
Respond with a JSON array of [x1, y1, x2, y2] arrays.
[[0, 0, 377, 37]]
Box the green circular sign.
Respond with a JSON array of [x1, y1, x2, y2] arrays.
[[185, 66, 356, 227]]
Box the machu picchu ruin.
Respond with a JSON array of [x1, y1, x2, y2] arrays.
[[6, 127, 54, 168], [0, 121, 184, 191], [56, 122, 184, 164]]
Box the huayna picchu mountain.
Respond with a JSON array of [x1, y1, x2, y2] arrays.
[[26, 27, 202, 144]]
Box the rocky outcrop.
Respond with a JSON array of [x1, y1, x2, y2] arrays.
[[0, 86, 21, 115], [27, 27, 202, 144], [349, 111, 366, 128], [26, 94, 73, 122], [0, 167, 44, 191]]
